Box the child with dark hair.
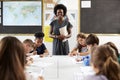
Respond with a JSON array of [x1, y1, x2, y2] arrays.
[[80, 33, 99, 56], [83, 34, 99, 64], [33, 32, 49, 57], [49, 4, 73, 55], [34, 31, 45, 38], [74, 34, 99, 65], [85, 45, 120, 80]]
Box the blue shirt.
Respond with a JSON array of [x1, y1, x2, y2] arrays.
[[36, 43, 47, 55]]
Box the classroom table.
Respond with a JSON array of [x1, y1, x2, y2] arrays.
[[25, 55, 95, 80]]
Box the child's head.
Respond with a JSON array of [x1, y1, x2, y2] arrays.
[[77, 33, 86, 46], [91, 45, 120, 80], [104, 42, 119, 58], [0, 36, 26, 80], [23, 39, 34, 53], [86, 33, 99, 47], [34, 32, 44, 47]]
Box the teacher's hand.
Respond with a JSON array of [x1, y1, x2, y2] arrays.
[[57, 35, 66, 40]]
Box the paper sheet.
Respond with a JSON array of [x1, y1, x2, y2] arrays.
[[59, 25, 68, 42], [59, 25, 68, 36]]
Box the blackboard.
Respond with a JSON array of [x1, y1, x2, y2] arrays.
[[81, 0, 120, 34]]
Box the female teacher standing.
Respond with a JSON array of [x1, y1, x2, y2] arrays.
[[49, 4, 73, 55]]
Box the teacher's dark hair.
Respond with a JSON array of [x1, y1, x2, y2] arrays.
[[54, 4, 67, 16]]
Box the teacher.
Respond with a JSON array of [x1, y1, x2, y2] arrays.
[[49, 4, 73, 55]]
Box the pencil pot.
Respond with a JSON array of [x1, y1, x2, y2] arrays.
[[83, 58, 90, 66]]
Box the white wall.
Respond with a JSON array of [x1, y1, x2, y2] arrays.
[[98, 35, 120, 53], [0, 35, 120, 54], [44, 0, 79, 54], [58, 0, 78, 10]]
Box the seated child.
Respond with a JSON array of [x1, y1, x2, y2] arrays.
[[69, 33, 87, 56], [81, 34, 99, 65], [75, 34, 99, 65], [23, 39, 36, 55], [0, 36, 44, 80], [33, 31, 49, 57], [104, 42, 120, 64], [69, 33, 99, 65], [23, 39, 35, 65], [84, 45, 120, 80]]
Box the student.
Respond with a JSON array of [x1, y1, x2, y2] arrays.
[[85, 45, 120, 80], [78, 33, 99, 65], [69, 33, 99, 57], [69, 33, 99, 65], [23, 39, 35, 65], [69, 33, 87, 56], [104, 42, 120, 64], [23, 39, 37, 56], [33, 31, 49, 57], [0, 36, 43, 80], [80, 33, 99, 56], [49, 4, 73, 55], [23, 39, 34, 55]]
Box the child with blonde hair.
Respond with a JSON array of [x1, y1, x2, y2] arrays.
[[23, 39, 34, 54]]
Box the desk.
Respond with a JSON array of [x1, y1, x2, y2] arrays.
[[25, 56, 94, 80]]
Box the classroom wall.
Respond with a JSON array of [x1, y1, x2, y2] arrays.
[[1, 0, 120, 54], [0, 35, 120, 54]]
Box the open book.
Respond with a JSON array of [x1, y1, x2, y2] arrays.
[[59, 25, 68, 42]]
